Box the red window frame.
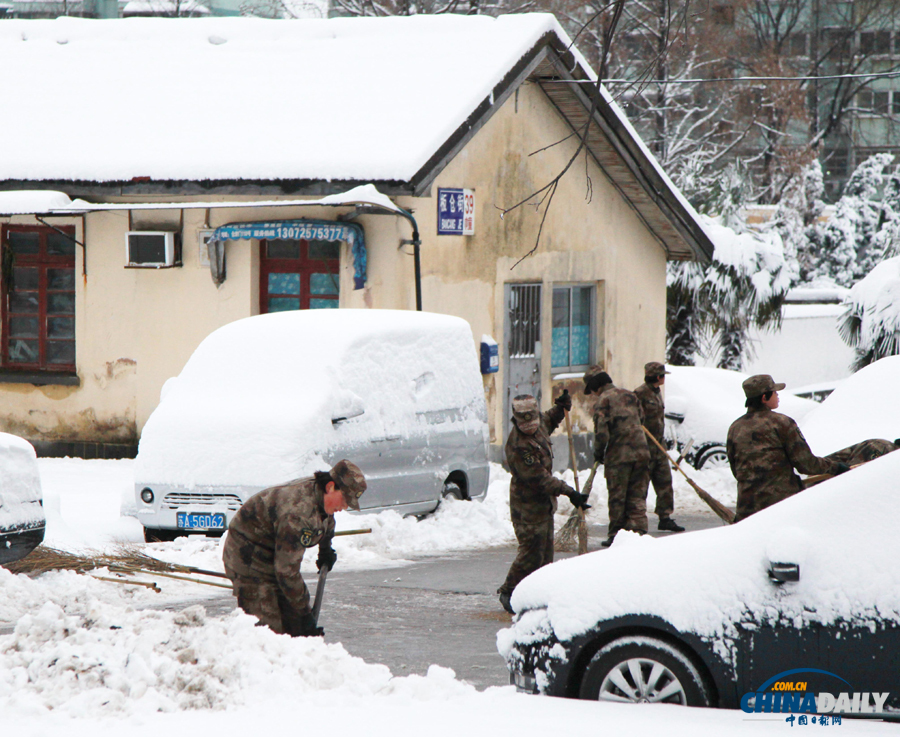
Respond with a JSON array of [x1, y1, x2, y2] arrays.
[[1, 224, 76, 372], [259, 238, 340, 313]]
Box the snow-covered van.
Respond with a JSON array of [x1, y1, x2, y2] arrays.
[[133, 310, 491, 541], [0, 432, 45, 565]]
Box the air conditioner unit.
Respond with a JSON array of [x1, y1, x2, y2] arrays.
[[126, 231, 177, 268]]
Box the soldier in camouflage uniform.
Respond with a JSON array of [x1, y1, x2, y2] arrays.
[[222, 459, 366, 637], [634, 361, 685, 533], [585, 366, 651, 547], [727, 375, 848, 522], [498, 392, 589, 614]]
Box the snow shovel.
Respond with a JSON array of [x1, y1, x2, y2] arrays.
[[311, 563, 330, 627], [642, 426, 735, 524]]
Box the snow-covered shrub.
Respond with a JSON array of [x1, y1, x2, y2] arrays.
[[838, 256, 900, 370]]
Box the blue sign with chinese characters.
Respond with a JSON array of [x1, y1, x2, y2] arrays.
[[437, 188, 475, 236]]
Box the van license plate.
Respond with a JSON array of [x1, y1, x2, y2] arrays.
[[177, 512, 226, 530]]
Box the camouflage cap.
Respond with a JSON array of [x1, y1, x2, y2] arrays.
[[511, 394, 540, 435], [644, 361, 671, 377], [583, 365, 612, 395], [330, 459, 367, 511], [742, 374, 786, 399]]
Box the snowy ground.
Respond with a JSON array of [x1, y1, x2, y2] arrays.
[[1, 458, 893, 733]]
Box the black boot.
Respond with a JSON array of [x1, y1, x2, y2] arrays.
[[658, 517, 685, 532], [498, 591, 514, 614]]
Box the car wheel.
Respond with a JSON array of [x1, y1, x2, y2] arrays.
[[579, 636, 711, 706], [696, 446, 729, 470], [143, 527, 179, 543], [441, 481, 465, 500]]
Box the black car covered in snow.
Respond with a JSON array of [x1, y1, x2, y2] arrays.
[[498, 451, 900, 717]]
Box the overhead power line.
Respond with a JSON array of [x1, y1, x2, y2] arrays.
[[548, 69, 900, 85]]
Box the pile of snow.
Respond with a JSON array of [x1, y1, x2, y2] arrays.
[[0, 597, 474, 715], [135, 310, 486, 489], [500, 449, 900, 654], [665, 365, 818, 451], [800, 355, 900, 454], [0, 432, 43, 531]]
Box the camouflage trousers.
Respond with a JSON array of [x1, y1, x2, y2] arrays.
[[606, 460, 650, 536], [225, 575, 310, 636], [499, 513, 554, 597], [648, 448, 674, 519]]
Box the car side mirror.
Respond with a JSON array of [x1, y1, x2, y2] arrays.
[[768, 562, 800, 584], [332, 408, 365, 425], [664, 395, 687, 424]]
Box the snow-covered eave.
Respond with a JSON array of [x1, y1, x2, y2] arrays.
[[480, 33, 715, 263], [0, 184, 406, 217]]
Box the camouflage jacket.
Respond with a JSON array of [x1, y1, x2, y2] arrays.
[[506, 405, 573, 525], [593, 385, 651, 467], [223, 475, 335, 615], [825, 438, 898, 467], [727, 407, 840, 521], [634, 381, 666, 455]]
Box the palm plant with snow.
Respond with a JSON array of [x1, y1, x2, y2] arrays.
[[839, 257, 900, 371], [667, 163, 790, 369]]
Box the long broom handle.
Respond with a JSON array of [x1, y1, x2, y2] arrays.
[[564, 409, 581, 494], [563, 407, 589, 555], [641, 426, 735, 525], [802, 462, 865, 486], [154, 529, 374, 579]]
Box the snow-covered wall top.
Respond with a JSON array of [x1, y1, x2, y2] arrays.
[[0, 14, 567, 183]]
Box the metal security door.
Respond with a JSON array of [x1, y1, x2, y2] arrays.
[[504, 283, 542, 440]]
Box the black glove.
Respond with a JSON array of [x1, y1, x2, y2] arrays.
[[296, 611, 324, 638], [594, 450, 605, 464], [567, 491, 591, 510], [316, 542, 337, 573], [834, 462, 851, 475], [555, 389, 572, 412]]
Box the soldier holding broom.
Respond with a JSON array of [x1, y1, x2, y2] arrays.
[[497, 392, 590, 614]]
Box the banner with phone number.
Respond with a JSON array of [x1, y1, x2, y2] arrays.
[[210, 219, 366, 290]]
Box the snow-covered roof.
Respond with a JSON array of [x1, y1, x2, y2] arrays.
[[1, 14, 714, 260], [0, 15, 559, 183]]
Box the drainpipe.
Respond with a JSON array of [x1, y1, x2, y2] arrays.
[[395, 207, 422, 311]]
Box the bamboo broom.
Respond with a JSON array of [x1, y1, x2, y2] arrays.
[[641, 426, 735, 524], [556, 461, 600, 552]]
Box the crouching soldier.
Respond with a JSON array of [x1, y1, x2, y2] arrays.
[[727, 375, 848, 521], [223, 459, 366, 636], [498, 392, 589, 614]]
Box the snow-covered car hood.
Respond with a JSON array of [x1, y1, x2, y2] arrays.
[[498, 450, 900, 658], [800, 355, 900, 455]]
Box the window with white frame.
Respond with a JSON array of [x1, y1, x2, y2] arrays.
[[551, 285, 594, 372]]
